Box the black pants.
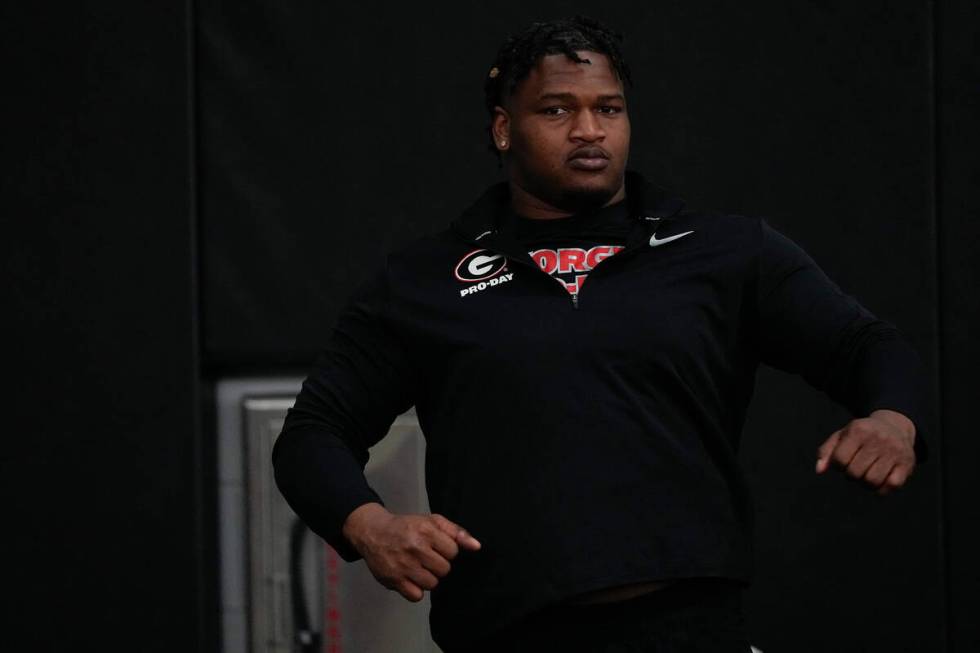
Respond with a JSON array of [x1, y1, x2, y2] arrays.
[[462, 579, 752, 653]]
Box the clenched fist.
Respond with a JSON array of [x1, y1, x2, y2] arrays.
[[815, 408, 917, 496], [341, 502, 481, 602]]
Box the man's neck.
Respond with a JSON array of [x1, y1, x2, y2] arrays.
[[508, 179, 626, 220]]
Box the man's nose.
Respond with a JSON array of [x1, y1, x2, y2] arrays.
[[569, 109, 605, 141]]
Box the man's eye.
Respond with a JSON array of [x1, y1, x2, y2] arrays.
[[543, 107, 568, 116], [598, 106, 623, 114]]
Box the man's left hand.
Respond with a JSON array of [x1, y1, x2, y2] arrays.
[[815, 409, 917, 496]]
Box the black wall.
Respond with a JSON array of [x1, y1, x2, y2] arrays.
[[936, 0, 980, 648], [5, 0, 976, 650], [3, 1, 215, 650]]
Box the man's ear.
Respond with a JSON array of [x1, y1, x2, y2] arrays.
[[491, 106, 510, 151]]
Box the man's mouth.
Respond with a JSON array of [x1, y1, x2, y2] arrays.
[[567, 146, 610, 171]]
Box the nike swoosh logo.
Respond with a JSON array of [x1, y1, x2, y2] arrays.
[[649, 230, 694, 248]]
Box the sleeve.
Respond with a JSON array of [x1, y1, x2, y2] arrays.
[[272, 264, 418, 561], [755, 219, 930, 463]]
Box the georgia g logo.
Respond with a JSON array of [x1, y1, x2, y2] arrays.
[[454, 249, 508, 282]]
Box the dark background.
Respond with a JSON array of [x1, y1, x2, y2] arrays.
[[4, 0, 976, 650]]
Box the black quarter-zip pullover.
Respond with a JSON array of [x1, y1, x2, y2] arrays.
[[273, 170, 928, 651]]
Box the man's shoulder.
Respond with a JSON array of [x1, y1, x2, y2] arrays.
[[378, 226, 477, 288], [623, 170, 763, 239], [666, 207, 763, 244], [384, 182, 506, 265]]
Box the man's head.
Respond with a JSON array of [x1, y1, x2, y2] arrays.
[[484, 16, 633, 214]]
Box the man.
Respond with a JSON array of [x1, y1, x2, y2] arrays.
[[273, 16, 927, 652]]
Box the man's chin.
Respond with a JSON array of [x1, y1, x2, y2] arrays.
[[515, 168, 624, 214], [555, 183, 620, 213]]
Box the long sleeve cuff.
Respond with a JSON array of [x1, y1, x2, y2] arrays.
[[845, 333, 931, 464]]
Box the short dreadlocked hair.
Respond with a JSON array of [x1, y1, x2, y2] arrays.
[[483, 15, 633, 159]]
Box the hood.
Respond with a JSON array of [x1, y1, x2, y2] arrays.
[[449, 169, 686, 245]]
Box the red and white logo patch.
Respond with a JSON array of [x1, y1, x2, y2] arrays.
[[455, 248, 513, 298]]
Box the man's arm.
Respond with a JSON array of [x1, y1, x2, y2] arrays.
[[271, 265, 481, 602], [754, 219, 929, 491], [272, 267, 416, 561]]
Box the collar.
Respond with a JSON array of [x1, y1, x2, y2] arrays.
[[449, 169, 686, 249]]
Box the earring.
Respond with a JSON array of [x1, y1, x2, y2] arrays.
[[499, 139, 507, 148]]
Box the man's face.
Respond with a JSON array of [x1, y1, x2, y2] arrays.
[[493, 51, 630, 212]]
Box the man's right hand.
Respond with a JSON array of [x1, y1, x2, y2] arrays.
[[341, 502, 482, 602]]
